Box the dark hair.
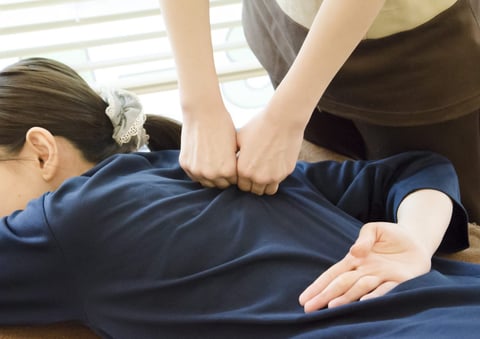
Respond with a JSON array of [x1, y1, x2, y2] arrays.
[[0, 57, 181, 163]]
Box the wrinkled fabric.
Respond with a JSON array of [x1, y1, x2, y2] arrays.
[[0, 150, 477, 339]]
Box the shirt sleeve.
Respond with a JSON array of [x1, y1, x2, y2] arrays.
[[295, 151, 469, 252], [0, 196, 80, 325]]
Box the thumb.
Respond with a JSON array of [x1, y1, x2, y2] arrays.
[[349, 222, 378, 258]]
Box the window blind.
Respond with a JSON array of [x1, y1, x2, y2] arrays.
[[0, 0, 267, 94]]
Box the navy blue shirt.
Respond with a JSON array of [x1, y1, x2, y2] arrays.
[[1, 151, 478, 339]]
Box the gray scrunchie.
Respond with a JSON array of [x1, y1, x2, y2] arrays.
[[98, 87, 149, 149]]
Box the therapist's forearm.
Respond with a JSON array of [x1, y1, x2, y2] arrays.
[[397, 189, 453, 257], [266, 0, 386, 127], [159, 0, 224, 113]]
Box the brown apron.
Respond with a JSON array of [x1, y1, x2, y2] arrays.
[[242, 0, 480, 222]]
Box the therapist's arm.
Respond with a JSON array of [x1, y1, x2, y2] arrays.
[[159, 0, 237, 189], [266, 0, 386, 121], [236, 0, 386, 194], [299, 189, 452, 312]]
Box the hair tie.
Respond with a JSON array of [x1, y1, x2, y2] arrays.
[[98, 87, 149, 149]]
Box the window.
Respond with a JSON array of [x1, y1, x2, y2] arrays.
[[0, 0, 273, 126]]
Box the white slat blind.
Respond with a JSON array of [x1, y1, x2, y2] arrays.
[[0, 0, 272, 124]]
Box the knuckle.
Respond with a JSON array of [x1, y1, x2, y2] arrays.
[[335, 275, 351, 289], [237, 179, 251, 192], [358, 275, 379, 291]]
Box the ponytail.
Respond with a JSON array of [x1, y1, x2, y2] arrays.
[[144, 115, 182, 151]]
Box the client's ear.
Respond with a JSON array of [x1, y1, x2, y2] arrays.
[[25, 127, 59, 182]]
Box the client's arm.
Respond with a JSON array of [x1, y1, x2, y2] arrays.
[[299, 189, 453, 312], [0, 197, 76, 325]]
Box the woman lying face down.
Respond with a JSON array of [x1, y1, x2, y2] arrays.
[[0, 128, 93, 217], [0, 57, 180, 217], [0, 58, 479, 338]]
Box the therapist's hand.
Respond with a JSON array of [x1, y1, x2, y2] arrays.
[[299, 222, 432, 312], [179, 109, 238, 189], [236, 111, 304, 195]]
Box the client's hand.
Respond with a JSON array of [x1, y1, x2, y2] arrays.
[[299, 222, 432, 312]]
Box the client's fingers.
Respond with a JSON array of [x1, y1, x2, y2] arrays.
[[349, 223, 378, 258], [302, 270, 361, 312], [360, 281, 398, 301], [299, 256, 355, 306], [327, 275, 383, 308]]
